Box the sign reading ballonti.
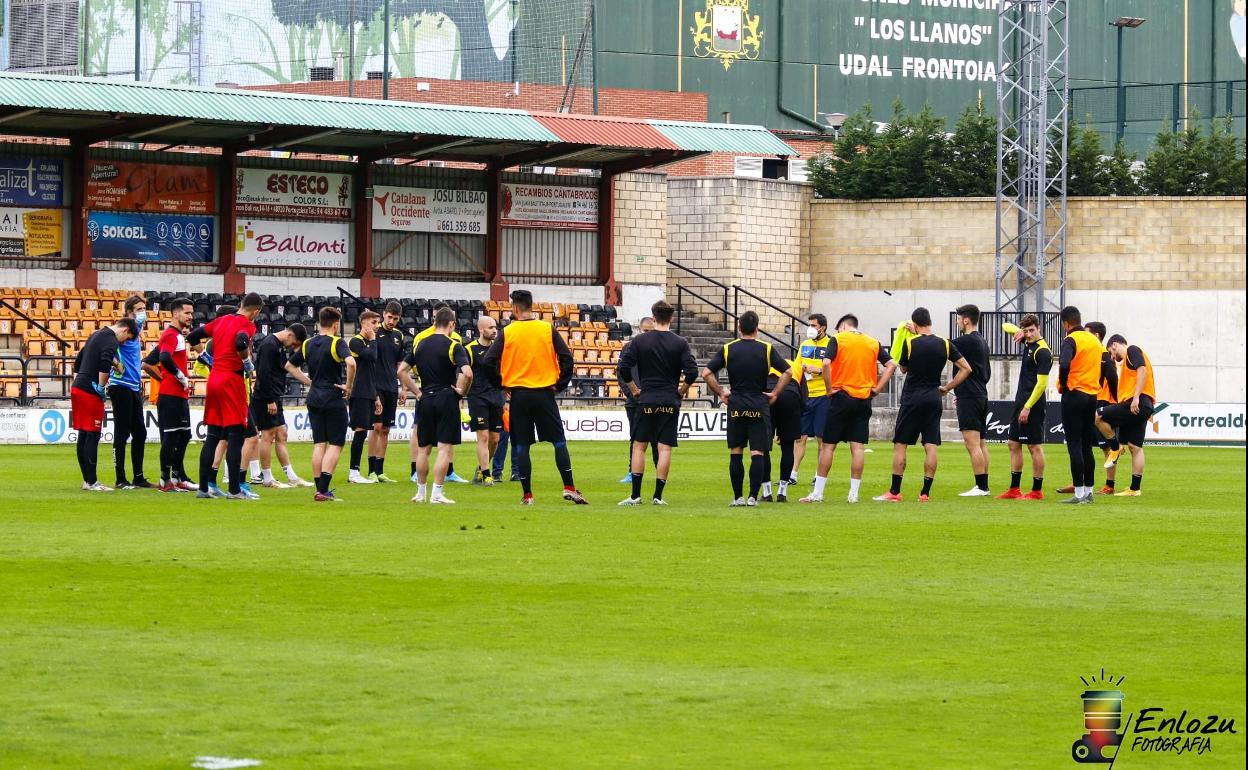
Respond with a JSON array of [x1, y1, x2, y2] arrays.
[[235, 168, 352, 220], [85, 160, 215, 214]]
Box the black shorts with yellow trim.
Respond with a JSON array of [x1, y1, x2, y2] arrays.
[[634, 403, 680, 447]]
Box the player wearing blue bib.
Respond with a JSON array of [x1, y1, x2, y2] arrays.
[[107, 295, 152, 489]]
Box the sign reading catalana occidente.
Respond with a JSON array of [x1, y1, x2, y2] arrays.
[[85, 160, 215, 213], [371, 186, 488, 234], [235, 167, 352, 220], [234, 219, 351, 269], [501, 183, 598, 230]]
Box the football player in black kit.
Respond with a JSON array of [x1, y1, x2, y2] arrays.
[[616, 301, 698, 506], [368, 301, 406, 482], [701, 311, 794, 507], [347, 310, 382, 484]]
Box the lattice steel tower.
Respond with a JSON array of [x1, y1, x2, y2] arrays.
[[995, 0, 1069, 313]]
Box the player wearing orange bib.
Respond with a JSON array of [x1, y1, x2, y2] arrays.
[[1056, 306, 1116, 504], [1098, 335, 1155, 496]]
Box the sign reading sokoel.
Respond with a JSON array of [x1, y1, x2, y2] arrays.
[[236, 168, 352, 220]]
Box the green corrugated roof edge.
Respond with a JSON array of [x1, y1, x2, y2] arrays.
[[0, 72, 560, 143], [648, 119, 796, 155]]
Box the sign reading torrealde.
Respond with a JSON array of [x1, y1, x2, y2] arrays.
[[85, 160, 215, 214], [235, 168, 352, 220]]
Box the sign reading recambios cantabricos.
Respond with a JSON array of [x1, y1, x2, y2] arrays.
[[235, 168, 352, 220]]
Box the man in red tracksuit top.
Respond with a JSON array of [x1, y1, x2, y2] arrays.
[[187, 293, 263, 498]]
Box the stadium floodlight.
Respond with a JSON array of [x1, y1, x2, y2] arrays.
[[1109, 17, 1147, 28]]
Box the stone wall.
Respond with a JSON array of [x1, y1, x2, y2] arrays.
[[666, 177, 812, 338]]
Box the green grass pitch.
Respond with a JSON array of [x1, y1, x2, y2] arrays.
[[1, 441, 1243, 769]]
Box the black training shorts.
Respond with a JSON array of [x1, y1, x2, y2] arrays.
[[956, 395, 988, 434], [468, 397, 505, 433], [769, 389, 803, 445], [634, 404, 680, 447], [1008, 400, 1047, 445], [308, 402, 348, 446], [349, 396, 378, 431], [249, 400, 285, 432], [417, 389, 463, 447], [1098, 395, 1154, 447], [726, 404, 771, 452], [823, 390, 873, 445], [893, 393, 943, 446], [157, 394, 191, 432], [375, 391, 398, 428], [508, 388, 565, 447]]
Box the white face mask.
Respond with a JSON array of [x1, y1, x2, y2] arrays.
[[134, 311, 147, 327], [806, 325, 820, 340]]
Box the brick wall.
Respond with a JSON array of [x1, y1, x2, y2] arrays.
[[613, 172, 668, 286], [667, 177, 812, 336], [810, 196, 1247, 291]]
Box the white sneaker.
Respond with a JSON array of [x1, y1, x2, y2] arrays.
[[746, 496, 758, 507], [410, 492, 425, 503], [618, 497, 643, 506], [651, 498, 668, 506], [847, 493, 859, 504], [798, 493, 823, 504], [262, 478, 291, 489], [430, 494, 455, 505], [728, 497, 747, 507], [349, 471, 376, 484], [288, 477, 314, 488], [248, 475, 263, 485], [82, 482, 114, 492], [958, 487, 991, 497]]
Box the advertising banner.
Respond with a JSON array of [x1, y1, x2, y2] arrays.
[[984, 400, 1246, 447], [235, 168, 352, 220], [0, 208, 64, 258], [0, 156, 65, 206], [501, 183, 598, 230], [6, 404, 1242, 446], [87, 211, 215, 262], [85, 160, 215, 214], [371, 186, 488, 234], [235, 219, 351, 269]]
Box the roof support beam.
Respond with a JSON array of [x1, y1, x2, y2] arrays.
[[488, 142, 587, 172], [250, 128, 340, 152], [70, 114, 200, 145], [0, 107, 40, 125], [358, 136, 474, 165], [600, 150, 703, 176]]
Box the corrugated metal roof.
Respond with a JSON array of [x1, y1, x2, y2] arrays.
[[648, 120, 795, 155], [533, 113, 679, 150], [0, 72, 559, 143]]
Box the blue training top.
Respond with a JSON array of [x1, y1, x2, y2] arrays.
[[107, 337, 142, 392]]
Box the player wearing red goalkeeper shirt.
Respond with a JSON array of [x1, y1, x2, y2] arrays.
[[187, 293, 263, 498]]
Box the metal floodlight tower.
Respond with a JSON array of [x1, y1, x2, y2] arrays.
[[995, 0, 1070, 313]]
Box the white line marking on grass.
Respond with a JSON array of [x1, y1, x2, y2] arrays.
[[191, 757, 262, 769]]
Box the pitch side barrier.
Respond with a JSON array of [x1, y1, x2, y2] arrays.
[[1, 403, 1243, 447]]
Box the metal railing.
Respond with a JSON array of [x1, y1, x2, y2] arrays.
[[947, 311, 1061, 360], [732, 285, 805, 357], [667, 259, 731, 331], [0, 298, 72, 350]]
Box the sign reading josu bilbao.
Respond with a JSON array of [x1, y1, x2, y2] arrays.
[[2, 404, 1242, 446], [0, 156, 65, 206]]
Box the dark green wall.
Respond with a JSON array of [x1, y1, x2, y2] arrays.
[[596, 0, 1245, 146]]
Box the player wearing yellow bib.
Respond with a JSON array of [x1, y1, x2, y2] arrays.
[[790, 313, 830, 486]]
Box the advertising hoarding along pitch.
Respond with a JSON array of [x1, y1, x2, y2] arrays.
[[235, 168, 352, 220], [0, 208, 63, 258], [87, 211, 214, 262], [0, 156, 65, 207], [235, 219, 351, 269], [85, 160, 215, 214], [501, 183, 598, 230], [371, 186, 488, 235]]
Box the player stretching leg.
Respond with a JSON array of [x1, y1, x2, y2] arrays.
[[996, 315, 1051, 500]]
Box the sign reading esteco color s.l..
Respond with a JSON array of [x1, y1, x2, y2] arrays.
[[0, 156, 65, 206], [235, 219, 350, 269], [85, 160, 215, 213], [87, 211, 214, 262], [235, 168, 352, 220], [371, 186, 488, 234]]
